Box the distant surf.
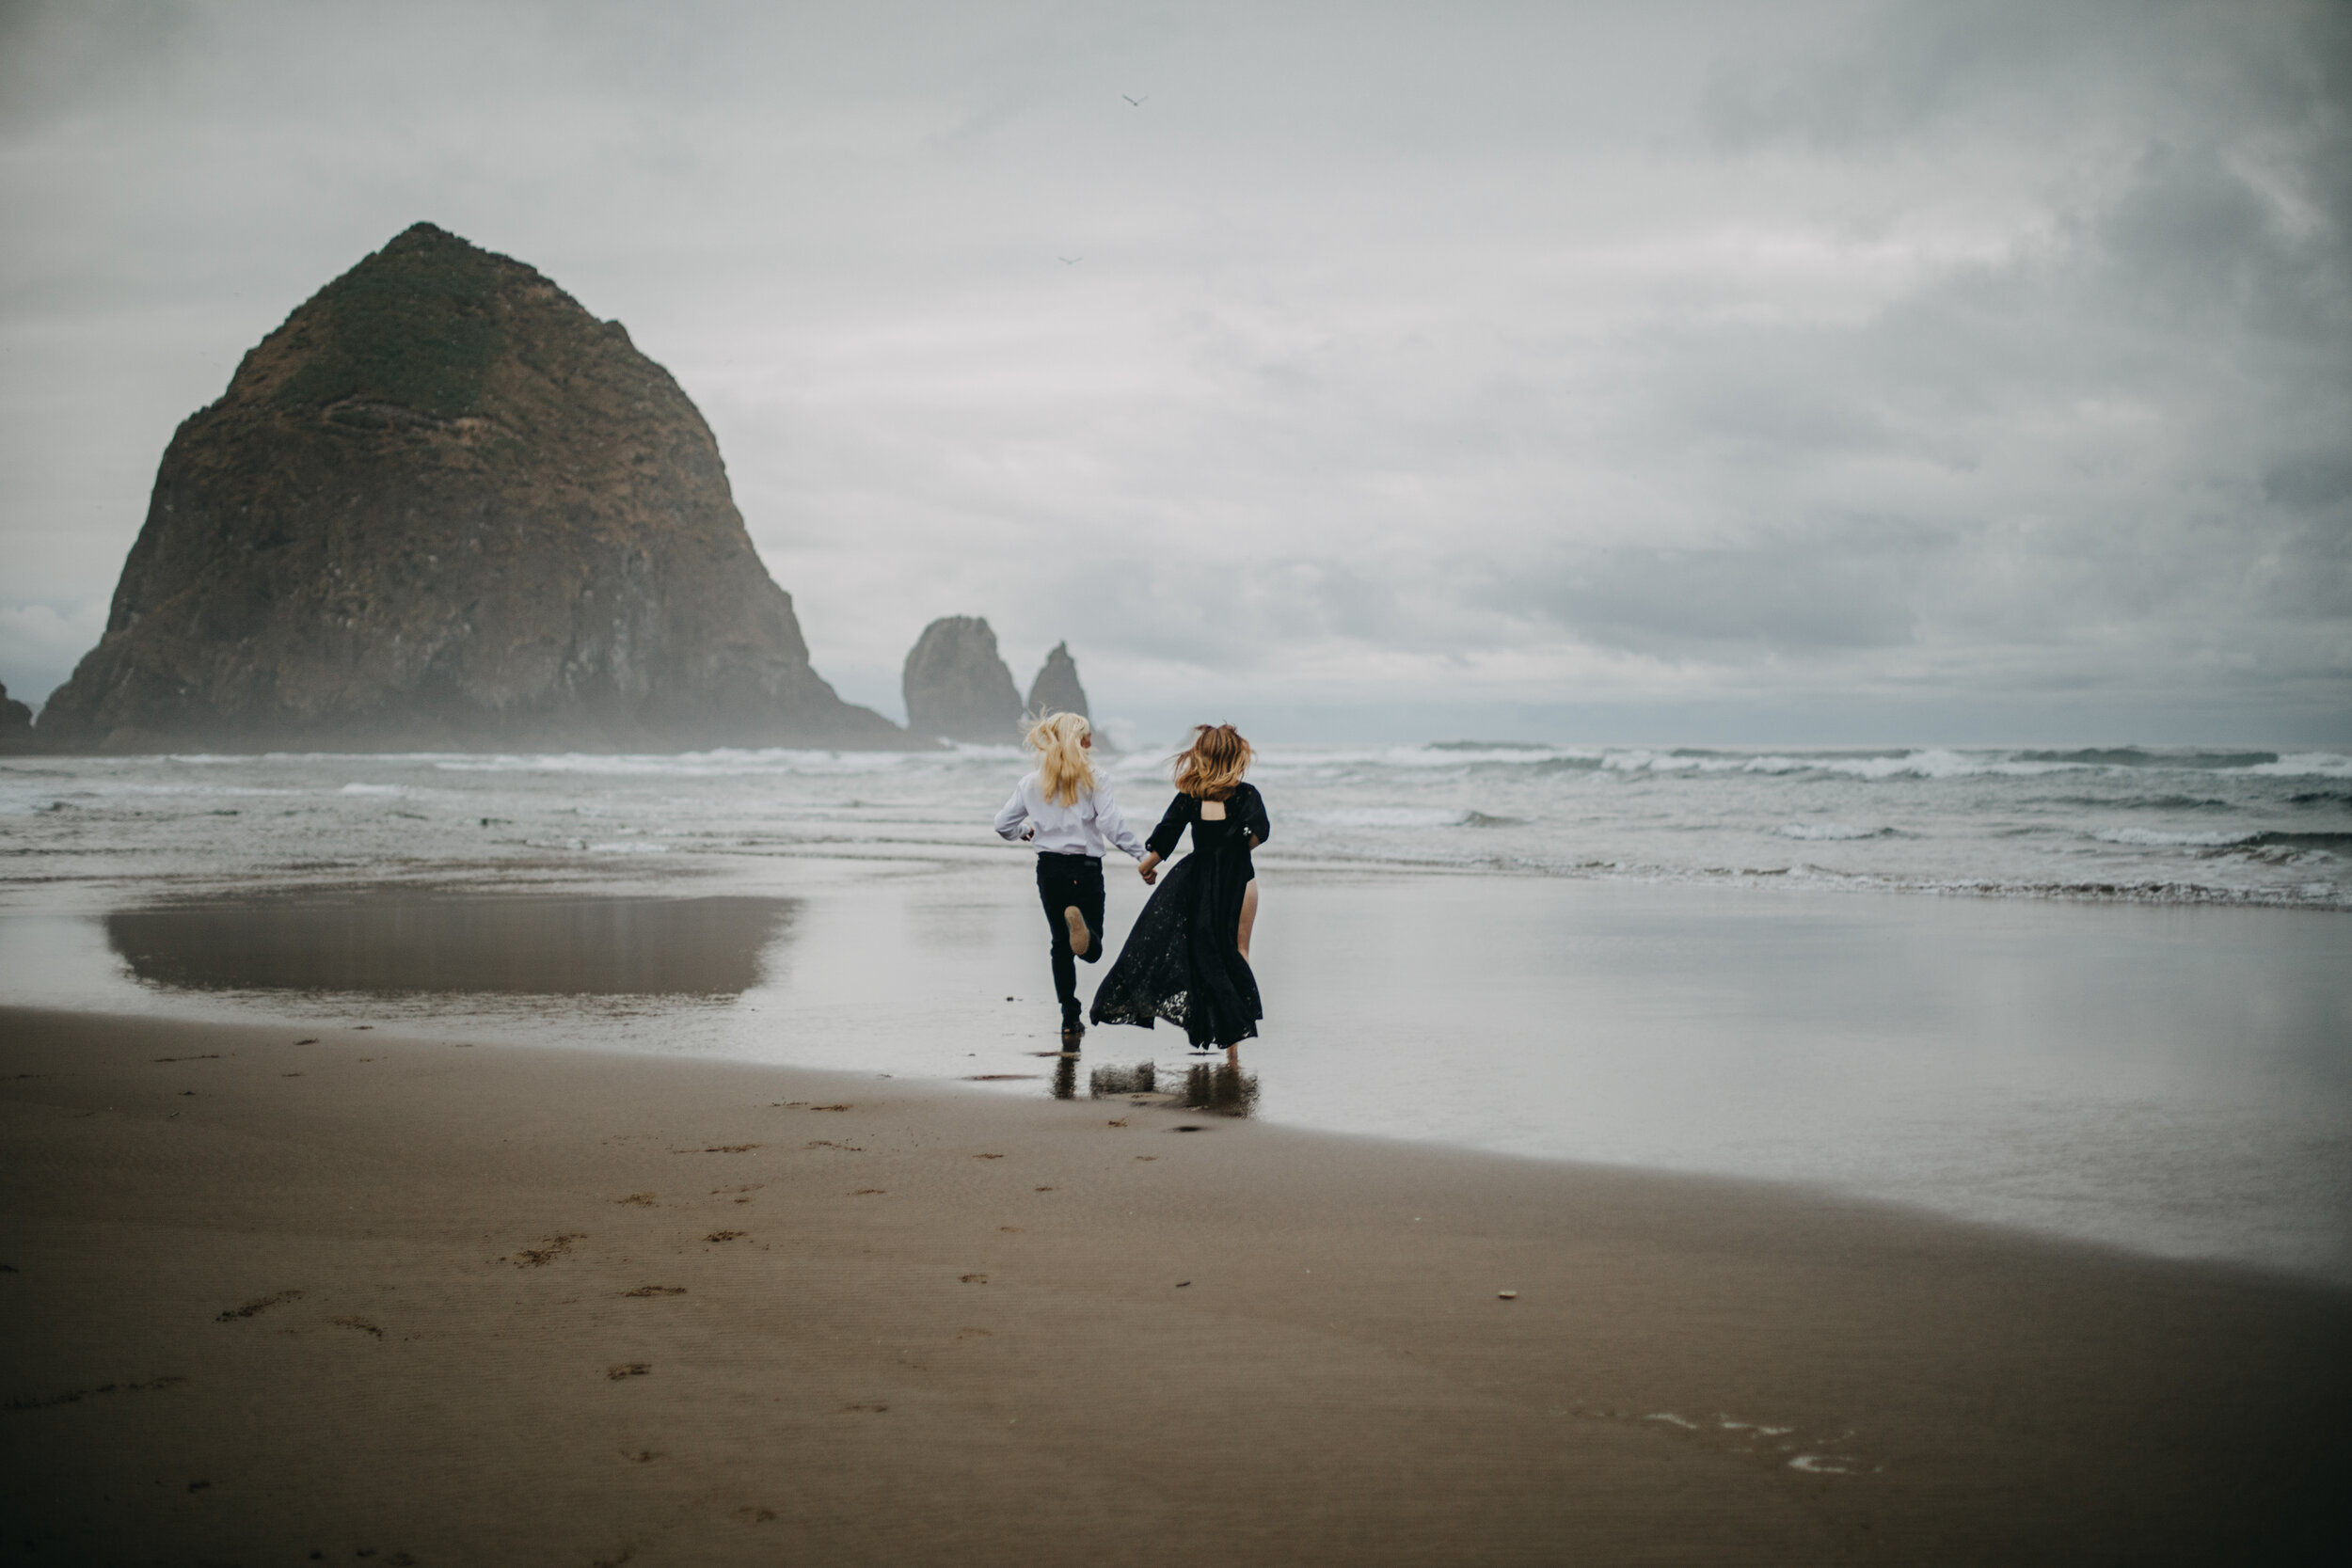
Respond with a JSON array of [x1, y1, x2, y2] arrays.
[[2, 742, 2345, 909]]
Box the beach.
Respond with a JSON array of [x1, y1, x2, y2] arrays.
[[5, 1005, 2347, 1565], [4, 743, 2350, 1561]]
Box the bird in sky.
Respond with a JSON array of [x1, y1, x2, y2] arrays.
[[1122, 93, 1149, 106], [1059, 256, 1083, 265]]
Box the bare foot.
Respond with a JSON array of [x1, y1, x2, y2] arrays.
[[1064, 905, 1090, 958]]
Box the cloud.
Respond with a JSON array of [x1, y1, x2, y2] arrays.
[[0, 0, 2345, 742], [0, 600, 105, 706]]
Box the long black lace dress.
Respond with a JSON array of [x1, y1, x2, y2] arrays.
[[1089, 784, 1270, 1048]]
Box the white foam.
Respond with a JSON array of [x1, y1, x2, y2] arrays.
[[2092, 827, 2255, 847], [2248, 752, 2352, 779], [1779, 822, 1885, 841], [1295, 807, 1473, 829], [338, 783, 404, 796]]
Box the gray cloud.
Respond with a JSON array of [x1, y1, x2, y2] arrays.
[[1, 0, 2344, 741]]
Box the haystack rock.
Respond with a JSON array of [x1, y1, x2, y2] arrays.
[[1025, 641, 1089, 721], [902, 616, 1023, 743], [0, 682, 31, 736], [37, 222, 903, 752]]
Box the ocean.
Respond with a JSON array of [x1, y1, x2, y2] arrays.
[[3, 741, 2348, 1282], [3, 740, 2348, 906]]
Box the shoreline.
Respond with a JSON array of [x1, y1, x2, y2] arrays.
[[5, 1004, 2347, 1564]]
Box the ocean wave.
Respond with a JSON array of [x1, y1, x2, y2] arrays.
[[2016, 748, 2282, 769], [2089, 827, 2352, 853], [1778, 823, 1900, 841], [1296, 807, 1478, 829], [2248, 752, 2352, 779], [1265, 843, 2348, 909], [433, 748, 954, 778], [337, 783, 405, 797], [2091, 827, 2254, 847]]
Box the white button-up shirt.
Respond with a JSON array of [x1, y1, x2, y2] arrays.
[[993, 773, 1149, 859]]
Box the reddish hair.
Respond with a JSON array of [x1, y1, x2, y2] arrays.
[[1171, 723, 1252, 800]]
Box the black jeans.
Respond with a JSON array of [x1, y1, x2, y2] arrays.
[[1035, 852, 1106, 1020]]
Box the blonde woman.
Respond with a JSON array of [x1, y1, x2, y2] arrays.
[[993, 711, 1149, 1042], [1090, 723, 1269, 1056]]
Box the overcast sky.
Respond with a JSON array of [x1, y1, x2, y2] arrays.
[[2, 0, 2345, 744]]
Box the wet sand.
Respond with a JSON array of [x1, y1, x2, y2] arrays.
[[3, 1006, 2346, 1566]]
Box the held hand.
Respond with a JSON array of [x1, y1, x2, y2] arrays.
[[1137, 852, 1160, 885]]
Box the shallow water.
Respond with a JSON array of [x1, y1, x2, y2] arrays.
[[3, 854, 2345, 1285]]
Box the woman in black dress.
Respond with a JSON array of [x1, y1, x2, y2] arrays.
[[1089, 724, 1269, 1059]]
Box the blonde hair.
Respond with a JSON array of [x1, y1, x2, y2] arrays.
[[1026, 711, 1097, 808], [1171, 723, 1252, 800]]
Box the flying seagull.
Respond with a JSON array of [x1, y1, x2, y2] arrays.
[[1122, 93, 1149, 106], [1059, 256, 1083, 265]]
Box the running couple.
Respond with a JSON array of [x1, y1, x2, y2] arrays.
[[993, 714, 1268, 1059]]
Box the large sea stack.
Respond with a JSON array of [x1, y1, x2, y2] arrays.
[[902, 616, 1024, 743], [37, 223, 902, 752], [1025, 641, 1089, 721]]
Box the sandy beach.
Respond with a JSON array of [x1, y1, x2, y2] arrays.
[[4, 1005, 2345, 1565]]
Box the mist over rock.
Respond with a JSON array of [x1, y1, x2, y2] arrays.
[[1025, 641, 1089, 721], [37, 223, 903, 752], [902, 616, 1023, 743]]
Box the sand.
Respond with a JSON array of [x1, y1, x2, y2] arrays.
[[2, 1005, 2346, 1566]]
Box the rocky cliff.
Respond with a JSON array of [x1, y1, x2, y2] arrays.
[[37, 223, 903, 752], [1025, 641, 1089, 721], [902, 616, 1024, 743], [0, 682, 31, 737]]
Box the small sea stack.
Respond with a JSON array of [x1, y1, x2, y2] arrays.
[[0, 682, 32, 738], [36, 223, 903, 752], [1025, 641, 1089, 721], [902, 615, 1024, 743]]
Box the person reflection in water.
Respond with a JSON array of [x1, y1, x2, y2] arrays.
[[993, 712, 1151, 1050], [1090, 723, 1269, 1067]]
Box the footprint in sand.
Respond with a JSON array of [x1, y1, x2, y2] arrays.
[[606, 1362, 651, 1381], [216, 1290, 303, 1322], [623, 1286, 687, 1298], [704, 1230, 745, 1243], [614, 1193, 659, 1207], [502, 1234, 585, 1268], [331, 1315, 386, 1339]]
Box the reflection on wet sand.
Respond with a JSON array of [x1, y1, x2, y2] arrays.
[[1075, 1056, 1257, 1117], [1180, 1061, 1259, 1117], [105, 892, 797, 997], [1088, 1062, 1157, 1097]]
